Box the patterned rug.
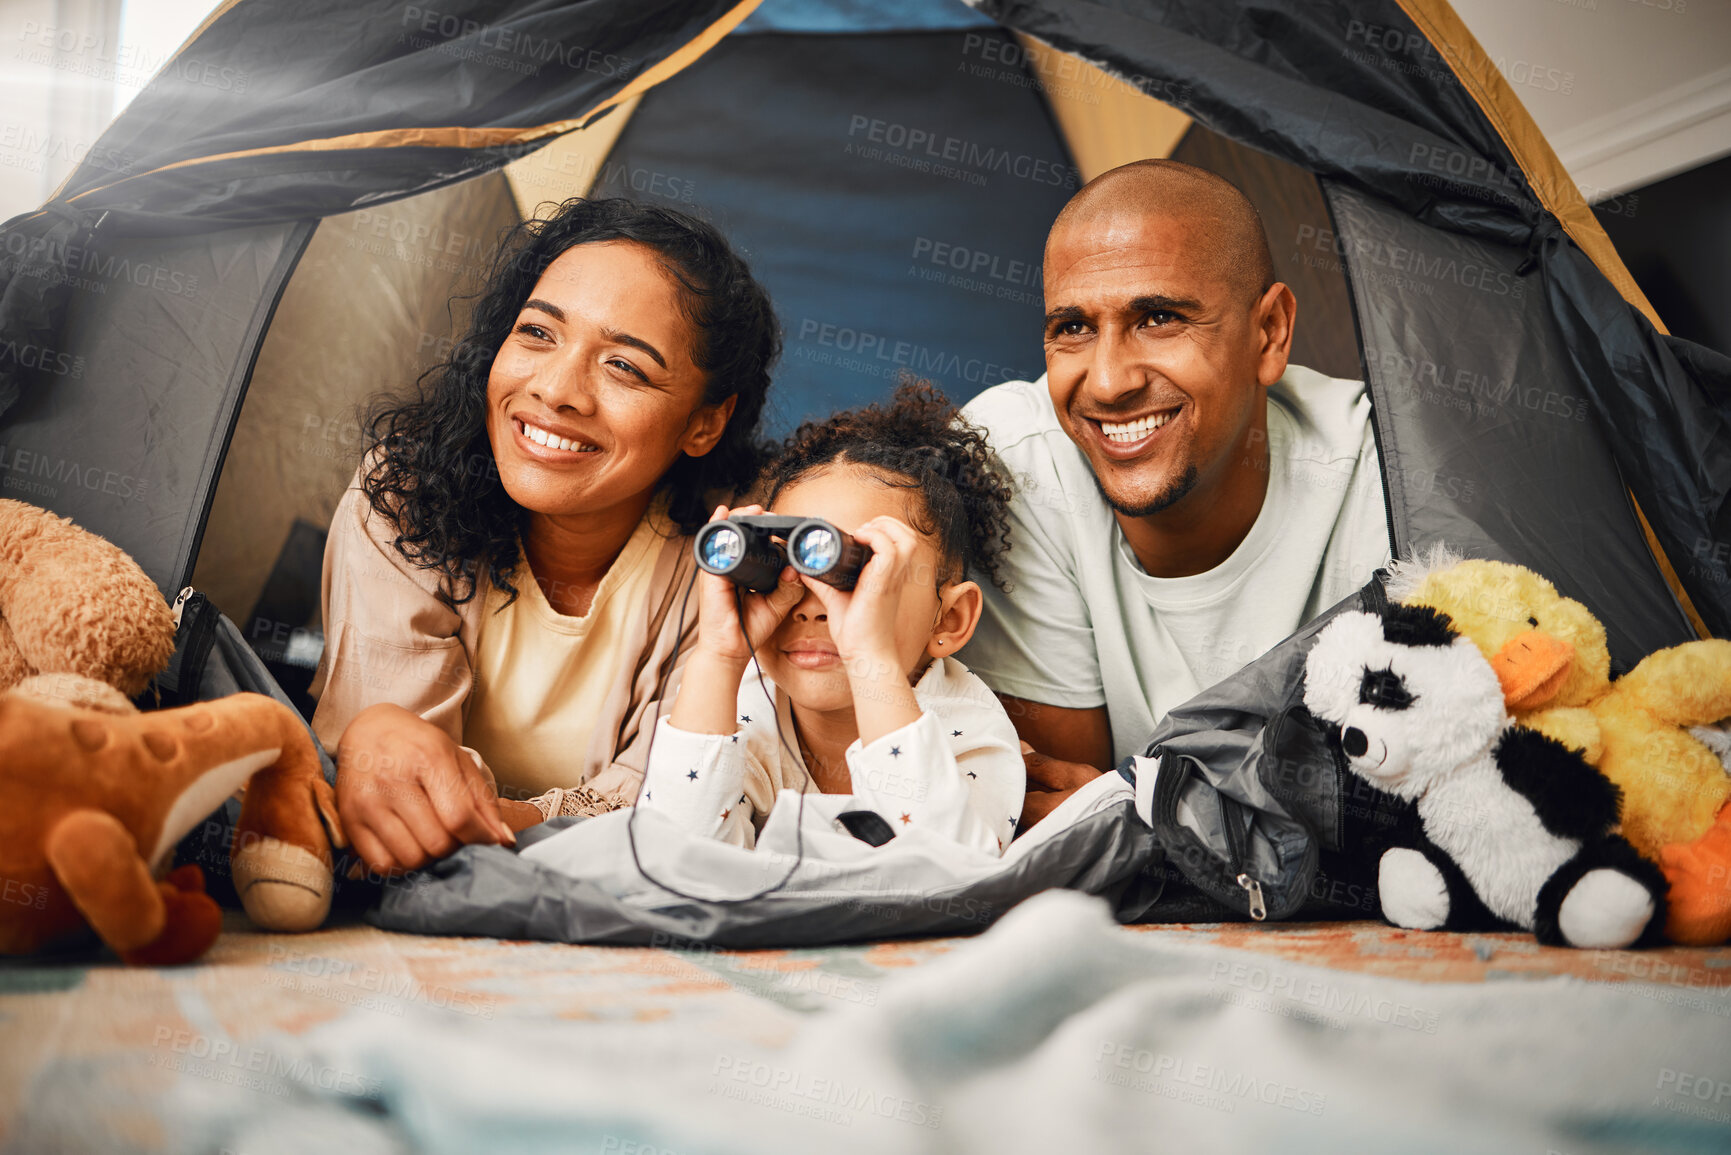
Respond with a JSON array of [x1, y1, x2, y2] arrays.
[[2, 910, 1726, 1152]]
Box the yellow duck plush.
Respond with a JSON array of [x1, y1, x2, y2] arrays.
[[1386, 546, 1731, 944]]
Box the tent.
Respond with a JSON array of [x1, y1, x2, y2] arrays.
[[1, 0, 1726, 699]]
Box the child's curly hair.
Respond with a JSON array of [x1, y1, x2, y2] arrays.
[[762, 379, 1014, 590]]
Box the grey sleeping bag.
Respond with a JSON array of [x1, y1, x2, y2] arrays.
[[368, 577, 1401, 947], [371, 794, 1161, 947]]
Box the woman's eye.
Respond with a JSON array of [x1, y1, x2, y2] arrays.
[[515, 322, 551, 342], [609, 358, 647, 380]]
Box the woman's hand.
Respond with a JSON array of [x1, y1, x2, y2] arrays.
[[334, 702, 514, 875], [693, 504, 805, 665]]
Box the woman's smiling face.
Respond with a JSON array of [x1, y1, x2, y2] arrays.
[[485, 240, 731, 519]]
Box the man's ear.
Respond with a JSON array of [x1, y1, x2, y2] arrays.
[[1253, 282, 1297, 388], [928, 580, 984, 658], [681, 393, 737, 458]]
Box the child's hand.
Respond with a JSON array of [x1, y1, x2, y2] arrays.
[[799, 515, 925, 745], [797, 514, 922, 669], [694, 504, 804, 667]]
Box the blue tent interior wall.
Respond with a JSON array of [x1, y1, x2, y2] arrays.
[[598, 14, 1073, 433]]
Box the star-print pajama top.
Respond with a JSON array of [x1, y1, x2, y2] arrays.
[[638, 656, 1026, 856]]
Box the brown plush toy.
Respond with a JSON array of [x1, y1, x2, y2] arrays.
[[0, 498, 176, 711], [0, 691, 344, 964], [0, 499, 344, 963]]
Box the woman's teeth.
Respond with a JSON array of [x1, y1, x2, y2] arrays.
[[1099, 411, 1174, 443], [521, 421, 595, 452]]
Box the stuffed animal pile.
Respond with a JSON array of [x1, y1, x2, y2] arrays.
[[1385, 547, 1731, 944], [1304, 600, 1668, 949], [0, 500, 341, 964]]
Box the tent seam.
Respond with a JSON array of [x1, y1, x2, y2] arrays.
[[62, 0, 766, 208]]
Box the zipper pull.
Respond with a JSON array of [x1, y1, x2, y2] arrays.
[[1236, 872, 1267, 921], [171, 586, 196, 629]]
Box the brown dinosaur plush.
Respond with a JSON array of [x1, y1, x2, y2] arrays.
[[0, 499, 344, 961], [0, 499, 176, 710], [0, 691, 344, 964]]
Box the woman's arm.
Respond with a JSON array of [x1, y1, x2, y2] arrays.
[[314, 481, 512, 872]]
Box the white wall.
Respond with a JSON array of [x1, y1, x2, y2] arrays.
[[1452, 0, 1731, 198], [0, 0, 219, 222]]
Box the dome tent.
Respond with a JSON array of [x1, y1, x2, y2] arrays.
[[0, 0, 1725, 688]]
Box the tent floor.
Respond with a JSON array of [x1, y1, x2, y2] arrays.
[[4, 910, 1726, 1148]]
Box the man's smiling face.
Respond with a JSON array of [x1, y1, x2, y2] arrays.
[[1042, 194, 1285, 521]]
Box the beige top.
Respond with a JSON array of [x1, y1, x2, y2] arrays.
[[309, 471, 703, 807], [465, 502, 666, 797]]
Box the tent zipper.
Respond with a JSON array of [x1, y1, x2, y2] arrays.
[[1220, 797, 1267, 921], [171, 585, 196, 628]]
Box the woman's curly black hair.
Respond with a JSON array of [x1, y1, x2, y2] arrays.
[[362, 197, 781, 606], [762, 380, 1014, 590]]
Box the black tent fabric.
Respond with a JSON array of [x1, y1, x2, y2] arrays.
[[0, 0, 1723, 652]]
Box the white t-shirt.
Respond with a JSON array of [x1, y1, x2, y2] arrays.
[[960, 366, 1393, 764]]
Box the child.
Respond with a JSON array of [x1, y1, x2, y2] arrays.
[[638, 383, 1026, 855]]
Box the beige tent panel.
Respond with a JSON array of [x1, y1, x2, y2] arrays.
[[504, 96, 643, 218], [191, 172, 521, 623], [1019, 34, 1192, 181]]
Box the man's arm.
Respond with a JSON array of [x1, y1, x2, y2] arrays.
[[1000, 695, 1112, 831], [999, 695, 1112, 772]]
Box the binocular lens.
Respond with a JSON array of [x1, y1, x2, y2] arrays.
[[698, 524, 745, 572], [791, 525, 840, 573]]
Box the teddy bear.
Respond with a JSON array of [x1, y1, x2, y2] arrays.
[[0, 498, 177, 712], [0, 498, 344, 962], [1303, 601, 1667, 949], [1385, 546, 1731, 944]]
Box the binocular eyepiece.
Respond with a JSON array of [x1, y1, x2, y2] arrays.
[[693, 514, 873, 593]]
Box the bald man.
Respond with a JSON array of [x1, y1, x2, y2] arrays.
[[959, 160, 1392, 826]]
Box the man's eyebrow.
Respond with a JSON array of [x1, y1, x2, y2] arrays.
[[1044, 304, 1087, 329], [1043, 294, 1204, 330], [603, 328, 667, 370], [1128, 293, 1203, 315]]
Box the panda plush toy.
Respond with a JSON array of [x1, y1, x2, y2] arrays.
[[1303, 602, 1666, 949]]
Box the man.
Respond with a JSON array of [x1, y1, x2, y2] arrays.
[[960, 159, 1392, 825]]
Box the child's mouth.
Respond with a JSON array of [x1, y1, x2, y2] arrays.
[[781, 643, 840, 670]]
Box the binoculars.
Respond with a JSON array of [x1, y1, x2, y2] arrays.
[[693, 514, 872, 593]]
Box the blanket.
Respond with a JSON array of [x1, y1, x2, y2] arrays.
[[131, 891, 1731, 1154]]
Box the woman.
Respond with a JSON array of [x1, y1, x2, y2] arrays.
[[311, 198, 780, 876]]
